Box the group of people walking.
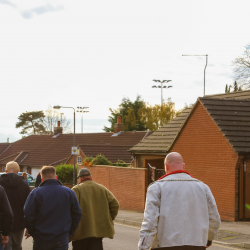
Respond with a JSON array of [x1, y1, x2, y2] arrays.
[[0, 162, 119, 250], [0, 152, 220, 250]]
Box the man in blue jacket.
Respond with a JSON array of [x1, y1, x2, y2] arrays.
[[24, 166, 82, 250]]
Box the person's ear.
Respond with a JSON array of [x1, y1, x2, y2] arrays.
[[41, 177, 44, 182], [183, 163, 185, 170], [5, 170, 7, 173], [55, 175, 58, 180], [165, 163, 169, 173]]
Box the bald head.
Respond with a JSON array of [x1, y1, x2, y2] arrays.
[[6, 161, 20, 173], [164, 152, 185, 173]]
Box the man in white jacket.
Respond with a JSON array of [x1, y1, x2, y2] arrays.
[[139, 152, 221, 250]]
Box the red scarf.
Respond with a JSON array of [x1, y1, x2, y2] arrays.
[[158, 170, 193, 180], [79, 177, 92, 184]]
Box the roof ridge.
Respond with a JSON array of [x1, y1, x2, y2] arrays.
[[205, 89, 250, 97], [200, 97, 250, 101]]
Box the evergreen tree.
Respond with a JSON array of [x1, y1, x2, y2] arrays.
[[104, 96, 180, 132], [103, 95, 146, 132], [16, 111, 45, 135], [225, 84, 232, 93], [233, 81, 238, 92], [225, 82, 243, 93]]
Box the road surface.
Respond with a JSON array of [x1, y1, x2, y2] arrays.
[[22, 223, 241, 250]]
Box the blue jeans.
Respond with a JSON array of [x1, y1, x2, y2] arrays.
[[33, 238, 68, 250]]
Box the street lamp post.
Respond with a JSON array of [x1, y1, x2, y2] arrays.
[[53, 105, 76, 185], [77, 107, 89, 133], [182, 54, 208, 96], [152, 80, 172, 105]]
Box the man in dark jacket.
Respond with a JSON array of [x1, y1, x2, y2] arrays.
[[24, 166, 82, 250], [0, 161, 30, 250], [0, 185, 13, 249]]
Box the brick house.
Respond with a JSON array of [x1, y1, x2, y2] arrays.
[[168, 97, 250, 222], [129, 90, 250, 221], [0, 119, 148, 177]]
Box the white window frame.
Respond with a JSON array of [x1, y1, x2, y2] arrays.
[[77, 156, 82, 164]]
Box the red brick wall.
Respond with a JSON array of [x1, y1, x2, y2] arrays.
[[67, 154, 82, 166], [78, 165, 147, 211], [171, 101, 239, 221]]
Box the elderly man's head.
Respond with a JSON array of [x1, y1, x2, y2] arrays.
[[6, 161, 20, 173], [77, 168, 92, 182], [40, 166, 57, 181], [164, 152, 185, 173]]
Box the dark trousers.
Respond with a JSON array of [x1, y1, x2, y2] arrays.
[[72, 237, 103, 250], [33, 238, 68, 250], [4, 229, 25, 250], [152, 246, 206, 250]]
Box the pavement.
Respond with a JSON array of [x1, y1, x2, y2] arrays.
[[115, 210, 250, 249]]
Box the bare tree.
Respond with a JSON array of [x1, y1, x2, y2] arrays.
[[42, 105, 72, 134], [233, 44, 250, 89]]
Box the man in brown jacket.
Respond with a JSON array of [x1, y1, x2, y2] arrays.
[[71, 168, 119, 250]]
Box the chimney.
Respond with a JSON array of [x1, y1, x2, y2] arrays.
[[117, 116, 121, 124], [54, 121, 63, 135], [114, 116, 125, 133]]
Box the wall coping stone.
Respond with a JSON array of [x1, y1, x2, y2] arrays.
[[80, 165, 147, 171]]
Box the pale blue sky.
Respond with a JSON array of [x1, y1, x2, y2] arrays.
[[1, 0, 250, 142]]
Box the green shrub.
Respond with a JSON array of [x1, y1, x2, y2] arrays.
[[113, 159, 128, 167], [94, 154, 112, 165], [55, 164, 78, 183]]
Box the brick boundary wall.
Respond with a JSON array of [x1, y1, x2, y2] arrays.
[[78, 165, 148, 212]]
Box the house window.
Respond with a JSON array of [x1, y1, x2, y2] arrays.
[[77, 156, 82, 164]]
